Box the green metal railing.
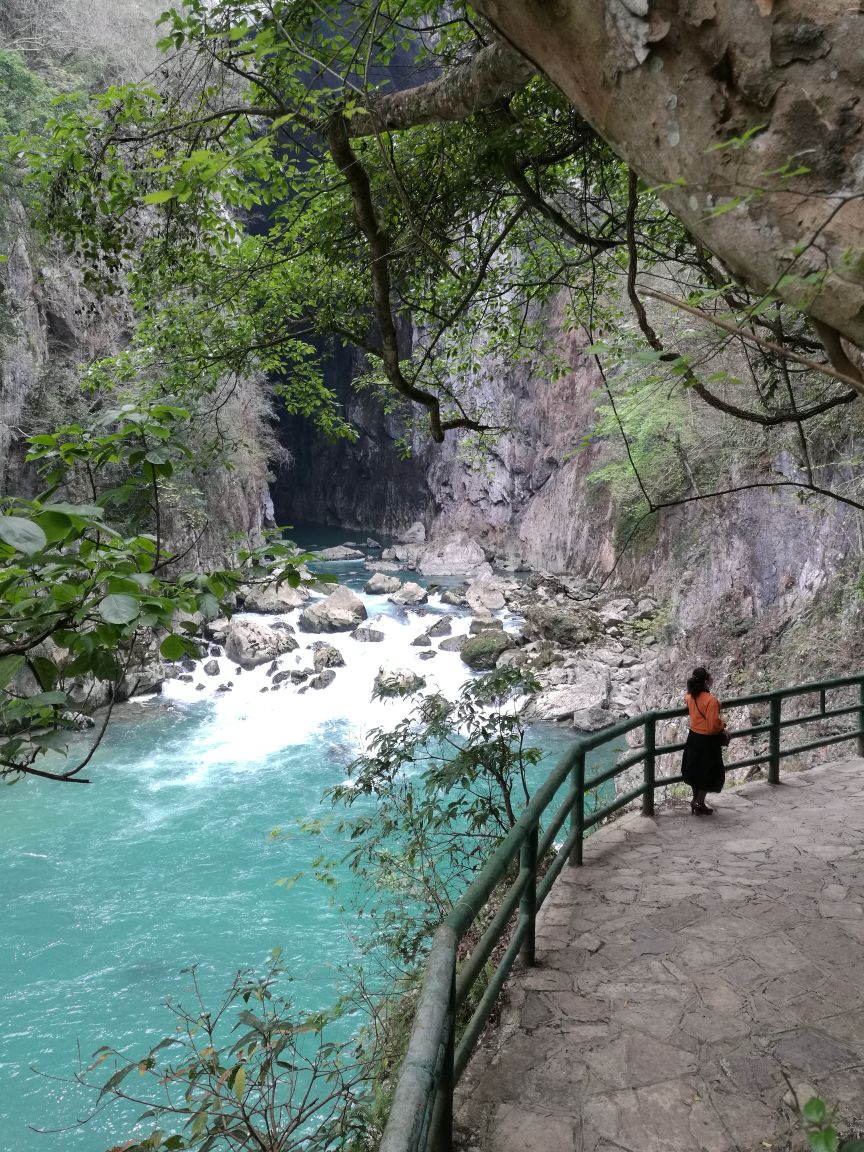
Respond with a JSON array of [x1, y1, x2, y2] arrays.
[[379, 673, 864, 1152]]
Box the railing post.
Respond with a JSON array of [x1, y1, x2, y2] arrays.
[[858, 679, 864, 758], [642, 711, 656, 817], [568, 745, 585, 867], [768, 695, 781, 785], [519, 825, 538, 967], [429, 968, 455, 1152]]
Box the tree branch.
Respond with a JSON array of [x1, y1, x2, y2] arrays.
[[346, 39, 536, 138], [326, 111, 489, 442], [642, 288, 864, 397], [622, 181, 859, 427], [504, 157, 621, 252]]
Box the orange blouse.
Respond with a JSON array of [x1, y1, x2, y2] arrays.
[[685, 691, 726, 735]]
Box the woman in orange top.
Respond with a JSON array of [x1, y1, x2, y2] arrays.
[[681, 666, 727, 815]]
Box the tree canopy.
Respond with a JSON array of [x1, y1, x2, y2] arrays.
[[13, 0, 861, 449]]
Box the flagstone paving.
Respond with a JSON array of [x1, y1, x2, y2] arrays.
[[456, 758, 864, 1152]]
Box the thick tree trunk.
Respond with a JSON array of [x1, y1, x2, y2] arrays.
[[476, 0, 864, 348]]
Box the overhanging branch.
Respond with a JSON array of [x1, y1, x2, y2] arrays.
[[327, 111, 490, 442], [346, 40, 536, 138]]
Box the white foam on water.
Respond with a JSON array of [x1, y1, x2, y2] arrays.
[[156, 591, 522, 788]]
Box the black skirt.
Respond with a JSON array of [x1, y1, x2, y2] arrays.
[[681, 730, 725, 793]]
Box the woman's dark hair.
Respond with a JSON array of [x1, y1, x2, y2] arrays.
[[687, 666, 711, 697]]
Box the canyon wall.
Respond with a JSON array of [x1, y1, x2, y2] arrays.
[[275, 294, 864, 640]]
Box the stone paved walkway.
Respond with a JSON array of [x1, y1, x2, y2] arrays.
[[457, 758, 864, 1152]]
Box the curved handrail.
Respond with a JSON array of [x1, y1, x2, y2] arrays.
[[380, 673, 864, 1152]]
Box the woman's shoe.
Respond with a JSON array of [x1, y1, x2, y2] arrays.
[[690, 800, 703, 815], [696, 802, 714, 815]]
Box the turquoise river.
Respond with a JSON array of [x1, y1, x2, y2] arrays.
[[0, 544, 620, 1151]]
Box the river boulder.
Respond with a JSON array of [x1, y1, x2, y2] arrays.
[[466, 574, 508, 612], [469, 617, 504, 635], [381, 543, 422, 568], [440, 585, 468, 607], [351, 625, 385, 643], [298, 586, 368, 632], [416, 532, 486, 576], [460, 631, 517, 670], [364, 572, 402, 595], [426, 615, 453, 638], [522, 604, 599, 648], [438, 635, 468, 652], [241, 581, 308, 614], [373, 666, 426, 696], [525, 669, 611, 723], [225, 619, 300, 669], [203, 617, 231, 643], [389, 582, 428, 606], [203, 658, 220, 676], [572, 706, 617, 733], [310, 669, 337, 690], [311, 642, 346, 671], [315, 545, 364, 561]]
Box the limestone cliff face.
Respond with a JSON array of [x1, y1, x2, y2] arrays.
[[0, 204, 274, 566], [275, 296, 864, 637], [0, 207, 48, 496], [270, 342, 429, 532]]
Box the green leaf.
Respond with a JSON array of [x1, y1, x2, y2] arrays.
[[28, 691, 67, 706], [30, 655, 59, 690], [98, 593, 140, 625], [159, 634, 188, 661], [142, 189, 177, 204], [189, 1110, 208, 1137], [232, 1064, 246, 1099], [91, 649, 121, 681], [43, 502, 104, 517], [0, 654, 25, 689], [804, 1099, 827, 1126], [810, 1130, 839, 1152], [98, 1064, 134, 1100], [0, 516, 47, 555], [31, 730, 70, 752], [34, 511, 72, 543]]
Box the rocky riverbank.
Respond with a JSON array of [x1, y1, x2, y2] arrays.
[[147, 529, 664, 744]]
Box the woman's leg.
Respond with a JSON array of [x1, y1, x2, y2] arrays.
[[695, 790, 714, 814]]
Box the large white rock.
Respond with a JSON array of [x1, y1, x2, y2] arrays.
[[416, 532, 487, 576], [315, 545, 364, 561], [364, 573, 402, 595], [225, 619, 299, 669], [525, 669, 611, 723], [373, 666, 426, 696], [298, 586, 368, 633], [242, 581, 308, 613], [380, 543, 422, 568], [466, 574, 508, 612], [389, 581, 428, 606]]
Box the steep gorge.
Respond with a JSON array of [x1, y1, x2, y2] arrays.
[[274, 291, 864, 678]]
